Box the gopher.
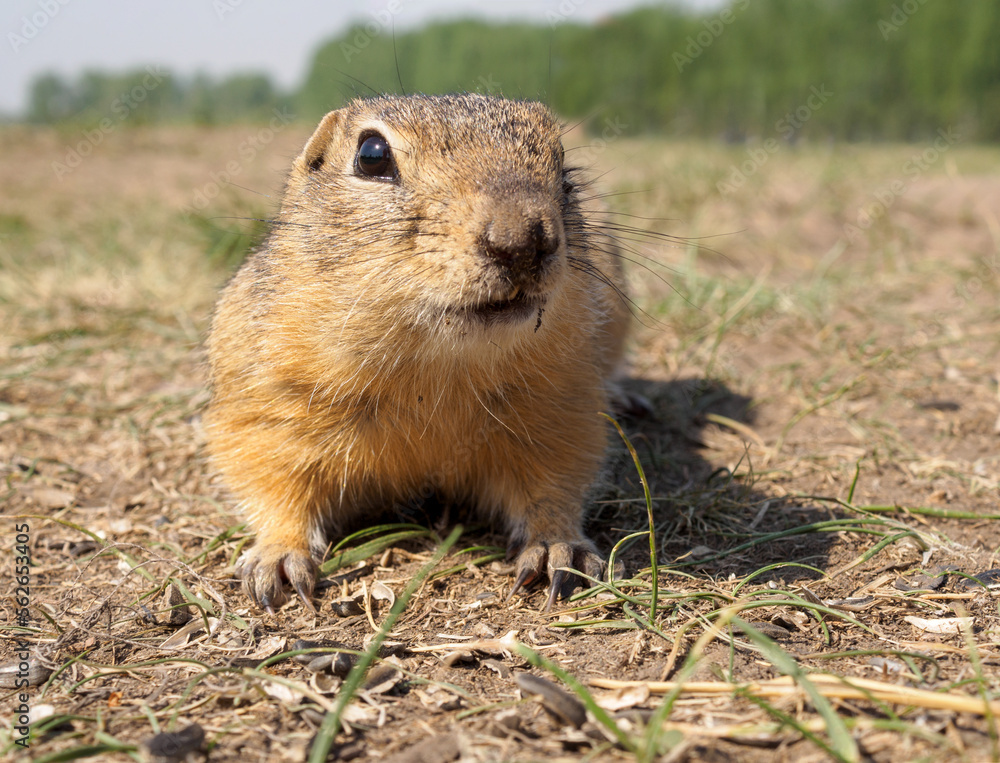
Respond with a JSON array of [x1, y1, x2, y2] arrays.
[[206, 94, 629, 612]]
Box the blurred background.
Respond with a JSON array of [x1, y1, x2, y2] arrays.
[[7, 0, 1000, 141]]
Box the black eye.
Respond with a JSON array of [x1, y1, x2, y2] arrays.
[[355, 134, 396, 180]]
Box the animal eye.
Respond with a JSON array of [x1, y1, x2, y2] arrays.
[[355, 134, 396, 180]]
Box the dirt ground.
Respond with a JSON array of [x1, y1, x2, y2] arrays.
[[1, 122, 999, 762]]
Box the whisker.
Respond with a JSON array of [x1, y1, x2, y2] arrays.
[[566, 256, 663, 328]]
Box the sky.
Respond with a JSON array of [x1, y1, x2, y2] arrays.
[[1, 0, 717, 117]]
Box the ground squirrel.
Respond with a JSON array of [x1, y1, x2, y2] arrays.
[[206, 93, 630, 612]]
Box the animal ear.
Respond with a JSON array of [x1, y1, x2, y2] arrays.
[[296, 110, 344, 174]]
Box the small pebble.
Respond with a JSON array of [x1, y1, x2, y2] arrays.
[[0, 659, 51, 689], [515, 672, 587, 729], [139, 723, 205, 763]]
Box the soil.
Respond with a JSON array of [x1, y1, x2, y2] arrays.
[[1, 124, 998, 762]]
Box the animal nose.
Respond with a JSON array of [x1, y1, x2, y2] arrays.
[[482, 201, 561, 275]]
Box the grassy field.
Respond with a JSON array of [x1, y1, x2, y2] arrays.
[[2, 121, 1000, 762]]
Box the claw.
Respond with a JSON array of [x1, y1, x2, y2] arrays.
[[238, 545, 317, 613], [294, 580, 317, 613], [507, 568, 533, 603], [508, 538, 605, 610], [545, 568, 569, 612], [545, 543, 574, 610], [258, 567, 287, 613], [507, 545, 546, 603]]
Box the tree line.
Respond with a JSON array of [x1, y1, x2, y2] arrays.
[[24, 0, 1000, 141], [26, 70, 291, 125]]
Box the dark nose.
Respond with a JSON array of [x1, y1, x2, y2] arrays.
[[481, 199, 561, 276]]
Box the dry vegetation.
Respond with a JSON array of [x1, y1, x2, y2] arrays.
[[1, 121, 999, 762]]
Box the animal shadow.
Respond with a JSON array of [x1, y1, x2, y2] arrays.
[[592, 375, 836, 587]]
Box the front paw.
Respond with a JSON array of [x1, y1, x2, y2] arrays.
[[237, 544, 317, 613], [507, 538, 604, 611]]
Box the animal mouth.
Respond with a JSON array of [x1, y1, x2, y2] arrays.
[[467, 285, 543, 324]]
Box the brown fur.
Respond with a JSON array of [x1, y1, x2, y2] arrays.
[[205, 94, 629, 611]]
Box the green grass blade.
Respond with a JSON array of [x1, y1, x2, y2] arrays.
[[308, 525, 464, 763], [733, 617, 858, 762], [319, 526, 433, 575], [602, 413, 658, 617]]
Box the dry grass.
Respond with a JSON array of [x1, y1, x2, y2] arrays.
[[1, 122, 999, 762]]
